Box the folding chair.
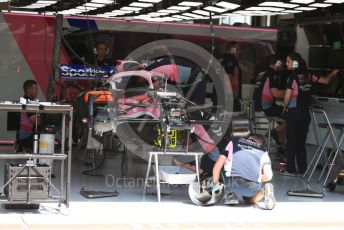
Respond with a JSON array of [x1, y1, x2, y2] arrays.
[[304, 105, 344, 187], [240, 100, 285, 154]]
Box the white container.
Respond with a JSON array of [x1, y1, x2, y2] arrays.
[[39, 134, 55, 169], [39, 134, 55, 154], [158, 166, 196, 185]]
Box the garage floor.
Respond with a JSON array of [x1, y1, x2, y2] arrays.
[[0, 145, 343, 229]]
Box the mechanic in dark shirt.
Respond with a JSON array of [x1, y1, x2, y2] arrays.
[[253, 55, 286, 145], [282, 53, 338, 176], [219, 42, 242, 111], [17, 80, 42, 150]]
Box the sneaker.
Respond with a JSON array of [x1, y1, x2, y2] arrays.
[[264, 183, 276, 210], [223, 191, 239, 205], [280, 170, 300, 177]]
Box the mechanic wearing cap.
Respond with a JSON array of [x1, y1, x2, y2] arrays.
[[211, 134, 276, 209]]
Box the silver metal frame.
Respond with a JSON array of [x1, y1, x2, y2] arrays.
[[0, 102, 73, 208], [304, 105, 344, 186]]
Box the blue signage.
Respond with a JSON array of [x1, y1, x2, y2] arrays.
[[60, 65, 115, 79]]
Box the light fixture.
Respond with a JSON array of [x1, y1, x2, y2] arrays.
[[309, 3, 332, 7], [246, 7, 284, 12], [121, 6, 142, 11], [178, 1, 203, 7], [234, 10, 272, 16], [130, 2, 153, 8], [283, 10, 302, 13], [84, 3, 105, 8], [113, 10, 133, 14], [36, 0, 57, 3], [158, 9, 179, 14], [290, 0, 314, 4], [182, 13, 204, 18], [168, 6, 191, 11], [138, 0, 163, 3], [173, 15, 193, 20], [325, 0, 344, 3], [216, 1, 240, 10], [148, 12, 169, 16], [296, 6, 316, 10], [76, 6, 97, 10], [192, 10, 214, 16], [204, 6, 228, 13], [259, 1, 298, 8], [91, 0, 113, 4]]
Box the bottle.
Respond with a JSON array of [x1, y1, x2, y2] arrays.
[[33, 133, 39, 154]]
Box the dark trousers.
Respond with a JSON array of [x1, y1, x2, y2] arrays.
[[17, 135, 34, 151], [285, 108, 311, 174]]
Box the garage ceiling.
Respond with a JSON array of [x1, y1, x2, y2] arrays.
[[2, 0, 344, 21]]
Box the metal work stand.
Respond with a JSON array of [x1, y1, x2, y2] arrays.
[[143, 151, 202, 202], [0, 102, 73, 208]]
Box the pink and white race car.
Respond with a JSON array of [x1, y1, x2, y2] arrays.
[[106, 70, 166, 119]]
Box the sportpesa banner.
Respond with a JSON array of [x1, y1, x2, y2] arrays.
[[60, 65, 115, 79]]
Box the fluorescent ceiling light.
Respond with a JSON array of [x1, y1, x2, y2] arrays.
[[325, 0, 344, 3], [283, 10, 302, 13], [259, 1, 298, 8], [274, 12, 289, 15], [121, 6, 142, 11], [84, 3, 105, 8], [146, 17, 173, 22], [192, 10, 214, 16], [234, 10, 272, 15], [290, 0, 314, 3], [137, 14, 154, 16], [296, 6, 316, 10], [246, 6, 284, 12], [204, 6, 228, 13], [103, 12, 119, 15], [148, 12, 168, 16], [310, 3, 332, 7], [130, 2, 153, 7], [158, 9, 179, 14], [162, 17, 179, 21], [168, 6, 191, 11], [173, 15, 193, 20], [138, 0, 162, 3], [36, 1, 57, 3], [0, 0, 9, 2], [182, 13, 204, 18], [76, 6, 97, 10], [216, 1, 240, 9], [91, 0, 113, 3], [220, 13, 241, 16], [113, 10, 133, 14], [179, 1, 203, 7]]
